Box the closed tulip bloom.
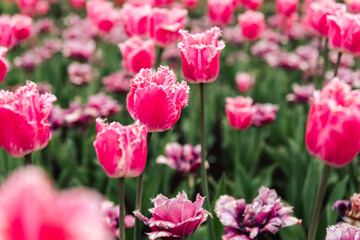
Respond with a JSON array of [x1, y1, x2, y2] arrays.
[[93, 118, 147, 178], [86, 0, 120, 33], [127, 66, 190, 132], [134, 192, 210, 240], [207, 0, 236, 26], [346, 0, 360, 13], [252, 103, 279, 127], [0, 47, 8, 83], [149, 8, 187, 47], [242, 0, 263, 11], [305, 78, 360, 167], [276, 0, 298, 17], [236, 72, 255, 93], [121, 4, 151, 37], [225, 96, 254, 130], [118, 37, 156, 75], [0, 81, 56, 158], [326, 223, 360, 239], [238, 10, 266, 41], [178, 27, 225, 83], [69, 0, 86, 9], [0, 15, 17, 49], [12, 14, 33, 41], [0, 166, 113, 240]]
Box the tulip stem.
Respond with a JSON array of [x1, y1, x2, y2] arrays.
[[24, 153, 32, 165], [155, 47, 164, 69], [199, 83, 216, 240], [119, 177, 126, 240], [321, 38, 329, 85], [334, 52, 342, 78], [134, 132, 152, 240], [307, 164, 331, 240]]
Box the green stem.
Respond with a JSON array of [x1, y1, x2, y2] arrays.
[[307, 164, 331, 240], [333, 52, 342, 78], [119, 178, 126, 240], [134, 132, 152, 240], [199, 83, 216, 240], [155, 47, 164, 69], [24, 153, 32, 165], [320, 38, 329, 85]]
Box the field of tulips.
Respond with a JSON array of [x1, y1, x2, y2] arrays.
[[1, 0, 360, 239]]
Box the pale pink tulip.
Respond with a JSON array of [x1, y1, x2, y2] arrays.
[[0, 47, 8, 83], [276, 0, 298, 17], [235, 72, 255, 93], [93, 118, 147, 178], [238, 10, 266, 41], [68, 62, 94, 85], [252, 103, 279, 127], [207, 0, 236, 26], [306, 78, 360, 167], [118, 37, 155, 75], [121, 3, 151, 37], [127, 66, 190, 132], [86, 0, 120, 33], [225, 96, 254, 130], [178, 27, 225, 83], [0, 81, 56, 158], [102, 71, 131, 92]]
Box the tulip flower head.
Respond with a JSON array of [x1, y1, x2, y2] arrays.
[[345, 0, 360, 13], [276, 0, 298, 17], [333, 193, 360, 227], [305, 78, 360, 167], [235, 72, 255, 93], [326, 223, 360, 239], [0, 47, 8, 82], [134, 192, 210, 240], [238, 10, 266, 41], [225, 96, 254, 130], [207, 0, 236, 26], [0, 81, 56, 158], [178, 27, 225, 83], [93, 118, 147, 178], [127, 66, 190, 132], [121, 3, 152, 37]]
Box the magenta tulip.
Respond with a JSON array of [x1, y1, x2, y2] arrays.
[[238, 10, 266, 41], [207, 0, 236, 26], [121, 3, 151, 37], [225, 96, 254, 130]]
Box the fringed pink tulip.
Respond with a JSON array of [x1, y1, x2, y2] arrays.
[[276, 0, 298, 17], [121, 3, 151, 37], [238, 10, 266, 41], [0, 166, 113, 240], [0, 81, 56, 158], [126, 66, 190, 132], [93, 118, 147, 178], [225, 96, 254, 130], [118, 37, 156, 75], [0, 47, 8, 83], [326, 223, 360, 239], [305, 78, 360, 167], [86, 0, 120, 33], [236, 72, 255, 93], [149, 8, 187, 47], [207, 0, 236, 26], [178, 27, 225, 83], [134, 192, 210, 240]]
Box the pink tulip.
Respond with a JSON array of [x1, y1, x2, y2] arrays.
[[102, 71, 131, 92], [182, 0, 199, 9], [238, 10, 266, 41], [346, 0, 360, 13], [207, 0, 236, 26], [35, 0, 50, 15], [276, 0, 298, 17], [121, 4, 151, 37], [153, 0, 176, 6], [0, 47, 8, 83], [69, 0, 86, 8], [235, 72, 255, 93], [305, 78, 360, 167], [242, 0, 263, 10], [134, 192, 210, 240], [93, 118, 147, 178], [178, 27, 225, 84], [118, 37, 156, 75], [62, 39, 96, 61], [68, 62, 94, 85], [12, 14, 33, 41], [0, 81, 56, 158], [149, 8, 187, 47], [252, 103, 279, 127], [87, 93, 122, 118], [0, 15, 17, 49], [86, 0, 120, 33], [326, 223, 360, 239], [327, 12, 360, 55], [225, 96, 254, 130], [127, 66, 190, 132], [0, 166, 113, 240], [307, 1, 346, 37]]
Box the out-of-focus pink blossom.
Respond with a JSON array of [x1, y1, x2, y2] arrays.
[[178, 27, 225, 83], [35, 0, 50, 15], [241, 0, 263, 10], [102, 71, 131, 93], [100, 201, 135, 238], [276, 0, 298, 17], [223, 26, 244, 45], [86, 0, 120, 33], [236, 72, 255, 93], [0, 14, 32, 48], [345, 0, 360, 13], [326, 68, 360, 87], [0, 166, 113, 240], [238, 10, 266, 41], [0, 47, 8, 83], [326, 223, 360, 239], [215, 187, 300, 240], [11, 14, 33, 41], [87, 93, 122, 118], [225, 96, 254, 130], [69, 0, 86, 9], [127, 66, 190, 132], [182, 0, 199, 9], [121, 4, 151, 37], [68, 62, 94, 85], [63, 18, 97, 40], [93, 118, 147, 178], [119, 37, 155, 75], [286, 83, 315, 103], [62, 39, 96, 61], [156, 142, 207, 174], [207, 0, 236, 26], [252, 103, 279, 127], [32, 18, 56, 36], [134, 192, 210, 240], [330, 52, 355, 68], [0, 81, 56, 158], [306, 78, 360, 167], [37, 81, 53, 95], [149, 8, 187, 47], [333, 193, 360, 227]]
